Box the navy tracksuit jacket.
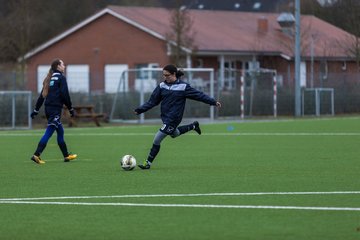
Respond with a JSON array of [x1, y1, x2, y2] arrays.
[[34, 70, 72, 112], [135, 79, 217, 127]]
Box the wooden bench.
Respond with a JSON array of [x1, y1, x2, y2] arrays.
[[63, 105, 104, 127]]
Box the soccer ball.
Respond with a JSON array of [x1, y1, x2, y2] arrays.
[[121, 155, 136, 171]]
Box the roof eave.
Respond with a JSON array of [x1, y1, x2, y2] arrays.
[[23, 8, 110, 60], [196, 50, 289, 57], [23, 7, 178, 60]]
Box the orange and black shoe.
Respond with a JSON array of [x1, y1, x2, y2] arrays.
[[64, 153, 77, 162], [31, 155, 45, 164]]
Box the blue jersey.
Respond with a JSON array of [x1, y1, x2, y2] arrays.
[[135, 79, 217, 127], [34, 70, 72, 111]]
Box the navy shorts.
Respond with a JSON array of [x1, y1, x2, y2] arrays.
[[45, 106, 62, 128], [159, 124, 176, 135]]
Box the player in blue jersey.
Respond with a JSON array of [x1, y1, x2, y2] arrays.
[[134, 64, 221, 169], [30, 59, 77, 164]]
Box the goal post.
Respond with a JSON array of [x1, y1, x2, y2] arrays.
[[240, 68, 278, 118], [109, 68, 215, 123], [302, 88, 334, 116], [0, 91, 32, 129]]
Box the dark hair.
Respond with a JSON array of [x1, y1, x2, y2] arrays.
[[42, 59, 62, 97], [51, 58, 62, 71], [163, 64, 184, 78]]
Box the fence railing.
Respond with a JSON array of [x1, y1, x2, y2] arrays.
[[0, 69, 359, 127]]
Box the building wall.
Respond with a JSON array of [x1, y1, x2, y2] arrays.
[[261, 56, 359, 88], [26, 14, 171, 92], [25, 12, 359, 93]]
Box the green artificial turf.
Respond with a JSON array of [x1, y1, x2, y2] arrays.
[[0, 117, 359, 240]]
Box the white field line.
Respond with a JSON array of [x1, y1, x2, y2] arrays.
[[1, 191, 360, 201], [1, 132, 360, 137], [0, 200, 359, 212], [1, 191, 360, 212]]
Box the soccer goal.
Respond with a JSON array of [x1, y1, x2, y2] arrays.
[[240, 68, 278, 118], [109, 68, 215, 123], [0, 91, 32, 129], [302, 88, 334, 116]]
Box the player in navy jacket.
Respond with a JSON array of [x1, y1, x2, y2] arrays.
[[135, 64, 221, 169], [30, 59, 77, 164]]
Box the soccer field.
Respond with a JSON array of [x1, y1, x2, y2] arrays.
[[1, 117, 360, 240]]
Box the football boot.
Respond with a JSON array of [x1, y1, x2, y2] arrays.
[[138, 160, 151, 170], [193, 121, 201, 135], [64, 153, 77, 162], [31, 155, 45, 164]]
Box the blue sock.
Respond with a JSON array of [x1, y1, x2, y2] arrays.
[[34, 126, 55, 155]]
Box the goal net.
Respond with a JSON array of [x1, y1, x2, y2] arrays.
[[214, 68, 277, 119], [0, 91, 32, 129], [236, 68, 278, 118], [109, 68, 215, 123]]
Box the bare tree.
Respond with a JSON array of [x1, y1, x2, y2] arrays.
[[0, 1, 35, 63], [301, 0, 360, 71], [334, 0, 360, 71], [340, 35, 360, 72], [277, 19, 314, 57], [0, 0, 46, 88], [165, 1, 197, 67]]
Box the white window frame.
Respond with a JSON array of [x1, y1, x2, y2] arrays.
[[104, 64, 129, 93], [66, 65, 89, 92], [37, 65, 50, 93], [300, 61, 307, 87]]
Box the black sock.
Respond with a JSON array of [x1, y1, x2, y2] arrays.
[[147, 144, 160, 163], [34, 143, 47, 156], [178, 123, 194, 135], [58, 142, 69, 157]]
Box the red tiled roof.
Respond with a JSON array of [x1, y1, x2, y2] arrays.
[[108, 6, 354, 58], [24, 6, 355, 60]]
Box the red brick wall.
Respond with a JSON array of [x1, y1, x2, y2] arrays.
[[26, 14, 171, 91], [25, 13, 359, 92]]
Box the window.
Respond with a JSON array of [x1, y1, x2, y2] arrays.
[[66, 65, 89, 92], [135, 63, 159, 79], [37, 65, 50, 93], [134, 63, 159, 92], [105, 64, 129, 93], [38, 64, 89, 93]]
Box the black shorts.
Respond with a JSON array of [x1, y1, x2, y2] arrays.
[[159, 124, 176, 135], [45, 106, 62, 128]]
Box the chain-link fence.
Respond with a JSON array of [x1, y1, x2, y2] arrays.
[[0, 70, 26, 91], [0, 68, 359, 128]]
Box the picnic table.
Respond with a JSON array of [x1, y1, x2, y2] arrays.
[[63, 105, 104, 127]]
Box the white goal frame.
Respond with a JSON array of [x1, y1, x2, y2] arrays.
[[0, 91, 32, 129], [301, 88, 334, 116], [240, 68, 278, 119]]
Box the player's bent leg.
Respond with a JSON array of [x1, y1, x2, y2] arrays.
[[138, 144, 160, 170], [177, 121, 201, 136], [138, 130, 168, 170]]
